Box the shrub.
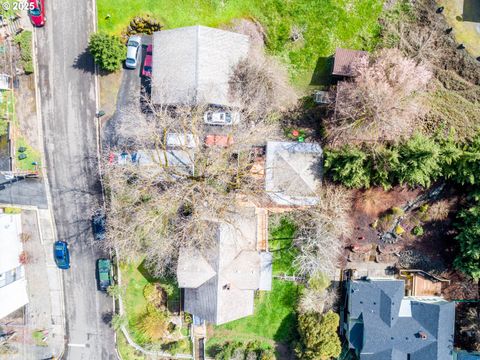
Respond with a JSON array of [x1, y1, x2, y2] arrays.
[[122, 16, 162, 42], [412, 225, 424, 236], [308, 272, 330, 292], [88, 32, 125, 72], [4, 207, 22, 214], [14, 31, 33, 74], [391, 207, 404, 217], [324, 146, 371, 189], [143, 283, 166, 309], [296, 310, 341, 360], [378, 213, 394, 231], [137, 308, 171, 342], [395, 224, 405, 235]]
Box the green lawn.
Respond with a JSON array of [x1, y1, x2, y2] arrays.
[[97, 0, 383, 86], [120, 260, 184, 348], [15, 137, 41, 172], [269, 217, 298, 275]]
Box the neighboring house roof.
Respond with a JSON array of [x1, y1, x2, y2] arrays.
[[178, 207, 272, 325], [265, 141, 322, 206], [114, 149, 195, 174], [346, 279, 455, 360], [332, 48, 368, 77], [151, 25, 250, 106], [0, 213, 29, 320]]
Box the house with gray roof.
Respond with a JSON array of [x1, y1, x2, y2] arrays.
[[177, 206, 272, 325], [345, 279, 455, 360], [265, 141, 322, 206], [151, 25, 250, 107]]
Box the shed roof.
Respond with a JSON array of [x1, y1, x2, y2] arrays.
[[265, 141, 322, 206], [179, 207, 272, 324], [151, 25, 250, 106], [347, 279, 455, 360], [332, 48, 368, 77]]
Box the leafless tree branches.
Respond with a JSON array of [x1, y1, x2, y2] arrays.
[[329, 48, 432, 143], [293, 185, 352, 278]]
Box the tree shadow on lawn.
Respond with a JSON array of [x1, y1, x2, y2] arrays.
[[310, 56, 334, 87]]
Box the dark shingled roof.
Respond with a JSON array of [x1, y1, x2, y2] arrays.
[[346, 279, 455, 360], [332, 48, 368, 77]]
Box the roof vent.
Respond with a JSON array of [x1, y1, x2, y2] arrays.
[[418, 331, 427, 340]]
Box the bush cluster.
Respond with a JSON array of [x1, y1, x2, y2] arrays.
[[88, 32, 125, 72], [212, 341, 274, 360], [14, 31, 33, 74], [324, 132, 480, 189]]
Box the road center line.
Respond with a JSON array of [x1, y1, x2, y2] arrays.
[[67, 343, 87, 348]]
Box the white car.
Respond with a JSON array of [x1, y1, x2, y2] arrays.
[[204, 110, 240, 126], [125, 35, 142, 69]]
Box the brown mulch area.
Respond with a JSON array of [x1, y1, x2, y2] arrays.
[[348, 186, 421, 246]]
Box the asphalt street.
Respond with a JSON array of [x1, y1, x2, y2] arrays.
[[35, 0, 115, 358]]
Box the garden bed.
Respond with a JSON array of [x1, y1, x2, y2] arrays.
[[119, 260, 191, 355]]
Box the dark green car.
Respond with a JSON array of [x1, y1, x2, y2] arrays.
[[97, 259, 112, 291]]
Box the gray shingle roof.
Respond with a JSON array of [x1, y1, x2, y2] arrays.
[[346, 279, 455, 360], [179, 207, 272, 324], [151, 25, 250, 106], [265, 141, 322, 206]]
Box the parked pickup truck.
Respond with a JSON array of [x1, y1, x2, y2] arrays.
[[97, 259, 112, 291]]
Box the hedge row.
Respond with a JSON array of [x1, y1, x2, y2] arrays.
[[324, 133, 480, 189]]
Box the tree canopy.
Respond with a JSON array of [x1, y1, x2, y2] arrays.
[[296, 310, 341, 360], [454, 201, 480, 280], [88, 32, 125, 72]]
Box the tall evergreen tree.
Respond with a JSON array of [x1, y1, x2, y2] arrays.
[[324, 146, 371, 188], [88, 32, 125, 72], [451, 135, 480, 185], [396, 133, 442, 187], [454, 202, 480, 280], [370, 145, 400, 190]]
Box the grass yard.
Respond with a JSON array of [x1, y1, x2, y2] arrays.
[[97, 0, 383, 86], [120, 260, 186, 351], [208, 280, 300, 352], [15, 137, 41, 172], [269, 217, 298, 275]]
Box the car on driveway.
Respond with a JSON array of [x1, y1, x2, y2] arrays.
[[28, 0, 45, 27], [142, 44, 153, 77], [97, 259, 112, 291], [126, 35, 141, 69], [92, 210, 106, 241], [204, 110, 240, 126], [53, 241, 70, 269]]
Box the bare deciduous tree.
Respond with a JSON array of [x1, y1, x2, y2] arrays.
[[229, 54, 297, 120], [329, 48, 432, 144], [293, 185, 352, 278], [104, 88, 283, 276]]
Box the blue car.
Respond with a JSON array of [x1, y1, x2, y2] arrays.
[[53, 241, 70, 269]]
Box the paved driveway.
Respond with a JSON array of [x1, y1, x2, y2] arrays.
[[34, 0, 115, 358], [103, 36, 151, 149]]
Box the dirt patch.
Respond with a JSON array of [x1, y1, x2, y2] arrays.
[[99, 70, 123, 118], [349, 186, 421, 246], [16, 74, 38, 150]]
